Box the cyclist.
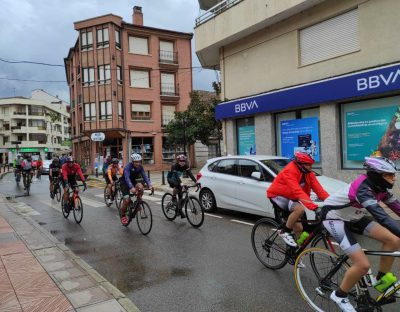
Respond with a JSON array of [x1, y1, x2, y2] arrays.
[[167, 154, 199, 218], [21, 155, 34, 190], [102, 155, 111, 178], [36, 156, 43, 179], [267, 151, 329, 247], [105, 158, 123, 205], [321, 157, 400, 312], [49, 157, 62, 199], [61, 156, 86, 212], [14, 154, 23, 177], [119, 153, 153, 225]]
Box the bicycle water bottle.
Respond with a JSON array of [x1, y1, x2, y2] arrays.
[[374, 272, 397, 293], [296, 231, 310, 246], [364, 269, 376, 287]]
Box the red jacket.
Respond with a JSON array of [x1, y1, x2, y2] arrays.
[[267, 161, 329, 210], [62, 163, 85, 182]]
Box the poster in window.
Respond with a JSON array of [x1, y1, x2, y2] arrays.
[[346, 106, 400, 161], [237, 125, 256, 155], [280, 117, 320, 161]]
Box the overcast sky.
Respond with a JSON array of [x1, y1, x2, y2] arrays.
[[0, 0, 216, 102]]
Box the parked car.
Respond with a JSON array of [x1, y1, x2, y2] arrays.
[[42, 160, 52, 175], [197, 155, 348, 217]]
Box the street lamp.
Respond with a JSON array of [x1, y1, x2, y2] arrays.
[[183, 117, 187, 156]]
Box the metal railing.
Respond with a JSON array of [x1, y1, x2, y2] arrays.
[[161, 83, 179, 96], [195, 0, 244, 26], [159, 50, 178, 64]]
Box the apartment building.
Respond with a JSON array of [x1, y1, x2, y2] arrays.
[[0, 90, 71, 164], [65, 6, 193, 172], [195, 0, 400, 182]]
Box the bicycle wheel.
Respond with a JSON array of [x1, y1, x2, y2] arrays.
[[294, 247, 358, 312], [136, 201, 152, 235], [161, 193, 177, 221], [73, 196, 83, 224], [55, 183, 62, 202], [185, 197, 204, 228], [251, 218, 289, 270], [104, 186, 112, 207], [311, 232, 341, 255], [115, 187, 123, 208], [61, 197, 70, 218]]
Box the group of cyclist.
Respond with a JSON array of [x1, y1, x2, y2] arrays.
[[268, 151, 400, 312], [13, 154, 43, 190]]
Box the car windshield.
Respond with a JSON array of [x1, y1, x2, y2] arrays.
[[260, 159, 290, 175]]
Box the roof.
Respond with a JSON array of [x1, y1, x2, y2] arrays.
[[207, 155, 289, 162]]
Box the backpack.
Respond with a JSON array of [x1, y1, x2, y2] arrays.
[[24, 161, 32, 170]]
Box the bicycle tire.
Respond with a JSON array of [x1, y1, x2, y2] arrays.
[[251, 218, 289, 270], [55, 183, 62, 202], [115, 187, 123, 209], [104, 186, 112, 207], [61, 197, 70, 218], [161, 193, 177, 221], [185, 197, 204, 228], [136, 201, 152, 235], [73, 196, 83, 224], [310, 232, 341, 255], [294, 247, 358, 312]]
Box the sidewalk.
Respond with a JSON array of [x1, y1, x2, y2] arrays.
[[0, 194, 140, 312]]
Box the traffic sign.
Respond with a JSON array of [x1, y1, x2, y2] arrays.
[[11, 141, 22, 145], [91, 132, 105, 142]]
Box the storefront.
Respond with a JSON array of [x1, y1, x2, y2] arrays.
[[216, 62, 400, 181]]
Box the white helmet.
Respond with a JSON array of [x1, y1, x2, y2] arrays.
[[364, 157, 397, 174], [131, 153, 142, 162]]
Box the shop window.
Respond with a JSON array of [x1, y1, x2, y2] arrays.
[[162, 137, 183, 163], [132, 137, 154, 165], [237, 118, 256, 155], [341, 96, 400, 169]]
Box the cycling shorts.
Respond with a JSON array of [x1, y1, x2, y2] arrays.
[[105, 175, 118, 185], [270, 196, 301, 212], [323, 217, 376, 255], [62, 176, 77, 189], [119, 178, 140, 198]]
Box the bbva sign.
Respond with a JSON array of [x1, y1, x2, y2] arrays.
[[234, 100, 259, 113]]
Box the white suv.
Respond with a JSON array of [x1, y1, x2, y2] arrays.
[[197, 155, 348, 217]]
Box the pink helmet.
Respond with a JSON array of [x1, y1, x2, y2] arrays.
[[364, 157, 397, 174]]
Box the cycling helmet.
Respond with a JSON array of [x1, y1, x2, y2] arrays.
[[53, 157, 59, 163], [294, 151, 314, 165], [112, 158, 119, 164], [364, 157, 397, 174], [131, 153, 142, 162], [17, 154, 21, 157], [66, 156, 74, 163], [176, 154, 187, 162]]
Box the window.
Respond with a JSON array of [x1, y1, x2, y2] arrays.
[[130, 69, 150, 88], [4, 136, 9, 143], [159, 40, 175, 63], [161, 73, 176, 96], [84, 103, 96, 121], [29, 106, 44, 116], [237, 118, 255, 155], [117, 66, 123, 84], [132, 137, 154, 165], [118, 101, 123, 118], [238, 159, 261, 178], [162, 137, 184, 163], [299, 9, 359, 66], [115, 30, 121, 48], [81, 30, 93, 50], [100, 101, 112, 120], [162, 105, 175, 126], [98, 64, 111, 84], [131, 103, 151, 120], [215, 159, 238, 175], [129, 36, 149, 55], [97, 27, 109, 47], [341, 96, 400, 169], [82, 67, 95, 86]]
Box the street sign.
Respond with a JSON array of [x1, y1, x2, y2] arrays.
[[91, 132, 105, 142], [11, 141, 22, 145]]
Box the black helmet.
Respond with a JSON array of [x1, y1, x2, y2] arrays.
[[112, 158, 119, 164]]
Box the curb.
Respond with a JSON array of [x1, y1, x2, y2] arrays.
[[0, 170, 12, 180], [0, 194, 141, 312]]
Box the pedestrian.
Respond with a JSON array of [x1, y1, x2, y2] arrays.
[[102, 155, 111, 178]]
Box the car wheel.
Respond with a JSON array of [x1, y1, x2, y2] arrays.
[[199, 189, 216, 212]]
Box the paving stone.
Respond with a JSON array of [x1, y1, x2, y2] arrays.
[[86, 268, 107, 283], [76, 299, 126, 312], [41, 259, 76, 272], [100, 281, 125, 299], [66, 286, 112, 308], [117, 298, 141, 312], [60, 275, 97, 293], [0, 241, 29, 256], [50, 267, 88, 283]]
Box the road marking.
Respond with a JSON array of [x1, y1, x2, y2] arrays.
[[39, 199, 61, 213], [231, 220, 254, 226], [11, 202, 40, 216], [94, 194, 104, 198], [204, 213, 223, 219]]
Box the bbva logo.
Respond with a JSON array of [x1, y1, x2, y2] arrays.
[[357, 68, 400, 91], [235, 100, 259, 113]]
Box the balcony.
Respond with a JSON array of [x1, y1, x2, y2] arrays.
[[13, 111, 26, 116], [10, 125, 27, 133], [160, 83, 179, 97], [196, 0, 243, 26], [159, 50, 178, 65], [28, 112, 45, 116], [195, 0, 326, 68]]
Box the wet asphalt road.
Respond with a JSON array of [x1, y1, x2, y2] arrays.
[[0, 173, 398, 312]]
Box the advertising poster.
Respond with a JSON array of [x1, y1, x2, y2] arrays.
[[346, 106, 399, 161], [238, 125, 256, 155], [281, 117, 320, 161]]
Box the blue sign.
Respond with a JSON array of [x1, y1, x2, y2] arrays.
[[281, 117, 320, 162], [238, 125, 256, 155], [216, 63, 400, 119]]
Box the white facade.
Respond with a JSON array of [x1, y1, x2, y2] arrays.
[[0, 90, 71, 163]]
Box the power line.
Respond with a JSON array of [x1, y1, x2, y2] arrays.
[[0, 58, 64, 67], [0, 77, 66, 83]]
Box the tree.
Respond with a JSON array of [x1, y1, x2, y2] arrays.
[[47, 111, 61, 123]]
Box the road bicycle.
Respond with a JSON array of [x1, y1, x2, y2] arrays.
[[14, 169, 21, 186], [36, 166, 42, 180], [61, 183, 86, 224], [117, 188, 153, 235], [294, 247, 400, 311], [50, 176, 62, 202], [251, 201, 338, 270], [104, 180, 122, 208], [161, 184, 204, 228], [22, 170, 33, 195]]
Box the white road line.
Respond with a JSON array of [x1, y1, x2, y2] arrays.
[[204, 213, 223, 219], [94, 194, 104, 198], [231, 220, 254, 226], [11, 202, 40, 216]]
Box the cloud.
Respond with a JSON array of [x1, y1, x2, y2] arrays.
[[0, 0, 215, 101]]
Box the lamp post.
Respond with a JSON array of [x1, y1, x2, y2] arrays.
[[183, 117, 187, 156]]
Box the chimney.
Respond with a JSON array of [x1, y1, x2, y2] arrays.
[[133, 6, 143, 26]]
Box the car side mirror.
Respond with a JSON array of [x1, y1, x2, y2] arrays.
[[251, 172, 262, 181]]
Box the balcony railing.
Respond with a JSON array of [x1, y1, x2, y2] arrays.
[[13, 111, 26, 115], [28, 111, 45, 116], [195, 0, 244, 26], [161, 83, 179, 96], [159, 50, 178, 64]]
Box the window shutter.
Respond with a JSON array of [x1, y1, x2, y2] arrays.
[[131, 70, 149, 88], [132, 104, 150, 112], [300, 9, 359, 66], [129, 37, 148, 54], [162, 105, 175, 125]]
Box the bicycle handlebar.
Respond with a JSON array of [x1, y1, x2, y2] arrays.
[[182, 184, 201, 192]]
